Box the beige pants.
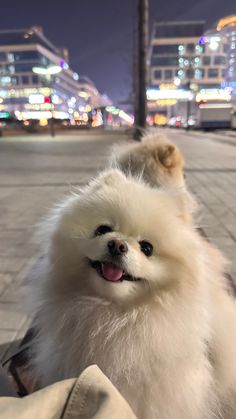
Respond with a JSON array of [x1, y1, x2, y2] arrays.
[[0, 365, 137, 419]]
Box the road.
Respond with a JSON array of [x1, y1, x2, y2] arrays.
[[0, 128, 236, 358]]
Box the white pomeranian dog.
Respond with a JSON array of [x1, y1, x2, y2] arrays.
[[30, 169, 236, 419]]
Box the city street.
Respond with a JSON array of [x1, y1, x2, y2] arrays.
[[0, 128, 236, 359]]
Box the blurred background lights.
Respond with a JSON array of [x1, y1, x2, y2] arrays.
[[209, 40, 219, 51]]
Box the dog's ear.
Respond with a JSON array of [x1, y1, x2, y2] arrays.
[[152, 144, 184, 169], [88, 169, 127, 192], [158, 144, 176, 168], [102, 169, 126, 186]]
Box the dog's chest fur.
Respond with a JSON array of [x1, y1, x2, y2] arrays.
[[34, 295, 215, 419]]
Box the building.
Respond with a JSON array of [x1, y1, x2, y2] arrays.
[[214, 15, 236, 102], [0, 26, 105, 124], [148, 20, 229, 121], [216, 15, 236, 84], [192, 16, 236, 121]]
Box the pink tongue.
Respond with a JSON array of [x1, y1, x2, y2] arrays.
[[101, 263, 123, 282]]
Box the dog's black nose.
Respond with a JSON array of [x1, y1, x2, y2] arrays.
[[107, 239, 128, 256]]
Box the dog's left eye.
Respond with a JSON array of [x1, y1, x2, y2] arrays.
[[139, 240, 153, 257], [94, 225, 113, 236]]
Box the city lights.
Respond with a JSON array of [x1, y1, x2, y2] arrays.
[[0, 27, 116, 127], [148, 16, 236, 127], [28, 94, 45, 104], [39, 119, 48, 127], [32, 65, 62, 75], [73, 72, 79, 80], [199, 36, 206, 45], [0, 111, 10, 118], [217, 16, 236, 31], [196, 89, 232, 102], [20, 111, 52, 120], [209, 40, 220, 51], [119, 110, 134, 124], [147, 88, 193, 101], [78, 91, 89, 98], [156, 99, 177, 106], [174, 77, 181, 86], [199, 103, 232, 109], [59, 59, 69, 70]]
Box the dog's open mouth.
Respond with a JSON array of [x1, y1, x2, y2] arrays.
[[89, 260, 141, 283]]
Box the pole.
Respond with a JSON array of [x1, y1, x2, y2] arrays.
[[186, 55, 193, 130], [132, 26, 138, 132], [50, 95, 55, 137], [134, 0, 149, 140], [50, 115, 55, 137], [186, 81, 191, 130]]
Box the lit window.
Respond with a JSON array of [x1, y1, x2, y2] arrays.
[[178, 45, 185, 55], [7, 53, 14, 63], [179, 57, 184, 67], [194, 69, 204, 79], [7, 65, 15, 74], [195, 45, 204, 53], [0, 76, 18, 86], [0, 76, 11, 86], [194, 57, 201, 67], [178, 69, 185, 79], [208, 37, 220, 51]]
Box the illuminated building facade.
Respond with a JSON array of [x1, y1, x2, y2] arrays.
[[150, 20, 227, 89], [148, 20, 229, 119], [214, 16, 236, 87], [194, 16, 236, 107], [0, 27, 99, 122]]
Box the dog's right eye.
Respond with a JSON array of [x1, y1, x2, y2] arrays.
[[94, 225, 112, 236]]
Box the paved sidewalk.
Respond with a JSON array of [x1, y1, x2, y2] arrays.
[[167, 128, 236, 278], [0, 130, 125, 359], [0, 128, 236, 359]]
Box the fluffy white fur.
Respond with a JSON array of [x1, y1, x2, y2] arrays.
[[30, 169, 236, 419]]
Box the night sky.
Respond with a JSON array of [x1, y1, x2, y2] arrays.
[[1, 0, 236, 105]]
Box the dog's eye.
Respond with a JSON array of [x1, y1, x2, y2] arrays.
[[94, 225, 112, 236], [139, 240, 153, 257]]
